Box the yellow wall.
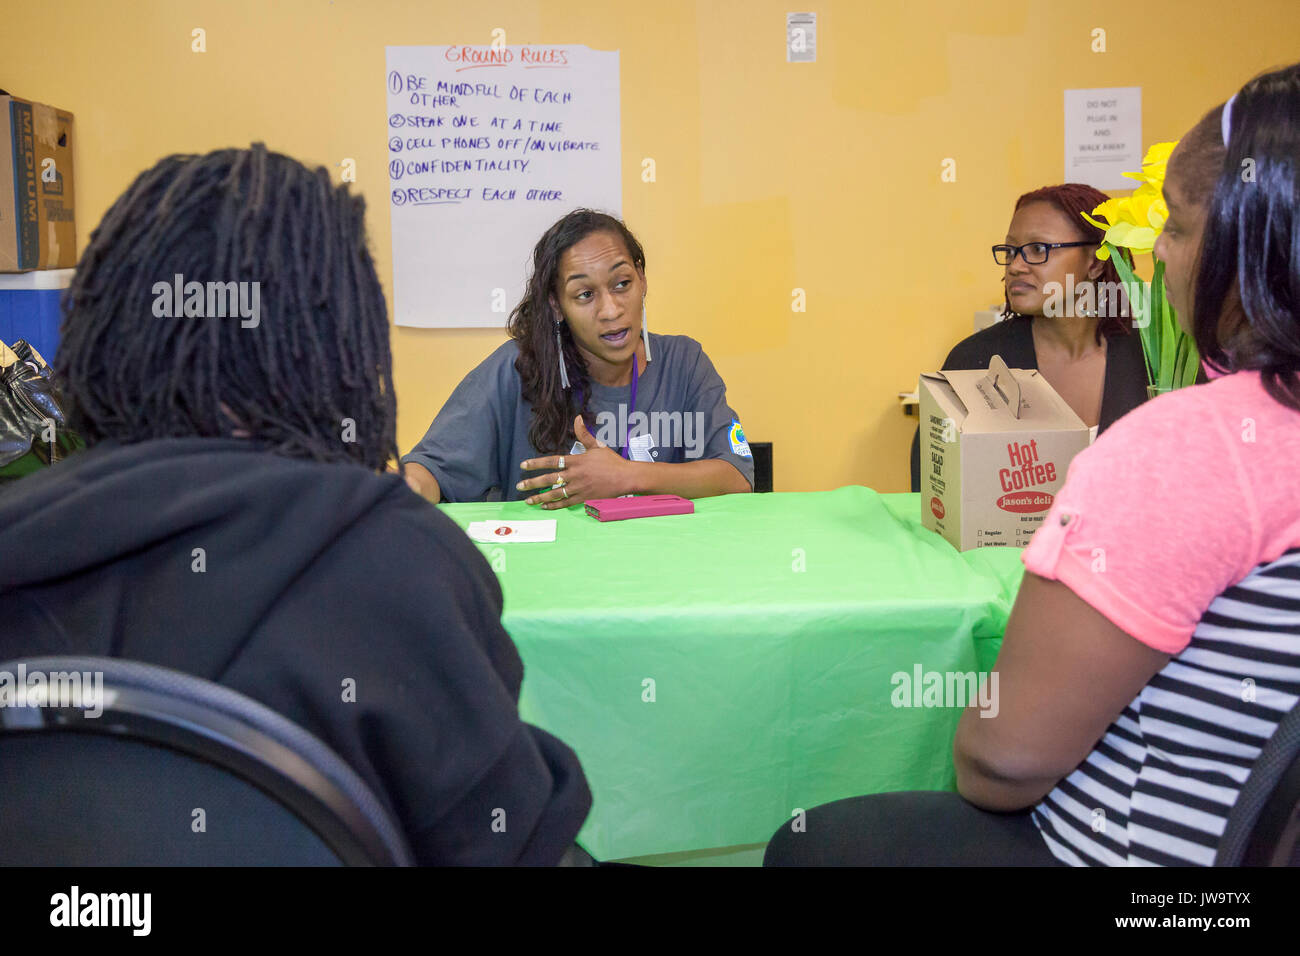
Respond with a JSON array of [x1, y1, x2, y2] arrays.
[[4, 0, 1297, 490]]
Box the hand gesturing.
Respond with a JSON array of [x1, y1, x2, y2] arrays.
[[517, 416, 634, 509]]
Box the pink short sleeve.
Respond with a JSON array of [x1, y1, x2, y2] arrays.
[[1022, 381, 1260, 653]]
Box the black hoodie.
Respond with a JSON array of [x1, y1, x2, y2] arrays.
[[0, 437, 591, 864]]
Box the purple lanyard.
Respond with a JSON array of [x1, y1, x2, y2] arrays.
[[575, 355, 638, 459], [621, 356, 639, 460]]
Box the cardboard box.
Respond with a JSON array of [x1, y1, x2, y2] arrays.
[[918, 355, 1090, 551], [0, 92, 76, 272]]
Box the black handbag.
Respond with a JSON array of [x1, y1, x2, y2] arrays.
[[0, 340, 79, 469]]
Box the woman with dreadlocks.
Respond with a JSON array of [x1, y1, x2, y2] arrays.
[[0, 144, 591, 865], [401, 209, 754, 506]]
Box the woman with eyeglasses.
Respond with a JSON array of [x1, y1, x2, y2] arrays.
[[908, 183, 1149, 491]]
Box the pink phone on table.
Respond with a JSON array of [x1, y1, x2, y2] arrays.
[[584, 495, 695, 521]]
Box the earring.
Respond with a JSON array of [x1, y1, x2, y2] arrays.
[[1076, 283, 1100, 319], [641, 299, 653, 362], [554, 321, 571, 389]]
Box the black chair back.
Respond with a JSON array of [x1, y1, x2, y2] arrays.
[[751, 441, 773, 493], [0, 656, 412, 866], [1216, 697, 1300, 866]]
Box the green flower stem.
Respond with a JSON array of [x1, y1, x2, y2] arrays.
[[1102, 242, 1200, 392], [1107, 243, 1156, 387]]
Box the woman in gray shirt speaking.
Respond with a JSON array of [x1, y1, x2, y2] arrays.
[[402, 209, 754, 507]]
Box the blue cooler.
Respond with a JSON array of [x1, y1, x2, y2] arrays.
[[0, 267, 72, 361]]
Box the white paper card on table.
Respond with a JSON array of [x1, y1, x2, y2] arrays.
[[1063, 87, 1142, 190], [385, 44, 621, 328], [467, 519, 557, 543]]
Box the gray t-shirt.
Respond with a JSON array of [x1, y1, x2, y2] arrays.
[[403, 332, 755, 502]]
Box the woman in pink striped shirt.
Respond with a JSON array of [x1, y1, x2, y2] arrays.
[[767, 61, 1300, 866]]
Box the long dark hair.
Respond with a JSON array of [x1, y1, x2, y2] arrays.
[[1185, 62, 1300, 412], [507, 209, 646, 454], [56, 143, 398, 470], [1003, 183, 1133, 343]]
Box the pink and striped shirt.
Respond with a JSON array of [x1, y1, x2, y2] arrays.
[[1021, 370, 1300, 865]]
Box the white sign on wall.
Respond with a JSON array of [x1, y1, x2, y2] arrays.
[[1063, 87, 1143, 190], [386, 45, 622, 328]]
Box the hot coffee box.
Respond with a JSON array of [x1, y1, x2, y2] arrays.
[[918, 355, 1090, 551]]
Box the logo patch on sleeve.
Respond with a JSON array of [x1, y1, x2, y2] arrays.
[[729, 419, 752, 458]]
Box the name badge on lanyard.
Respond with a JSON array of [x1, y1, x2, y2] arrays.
[[570, 433, 657, 461], [627, 433, 657, 462], [571, 353, 644, 459]]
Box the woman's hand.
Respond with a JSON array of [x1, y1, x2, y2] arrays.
[[388, 461, 441, 501], [518, 416, 633, 509]]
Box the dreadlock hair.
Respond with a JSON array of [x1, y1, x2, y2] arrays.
[[1003, 183, 1134, 344], [507, 209, 646, 455], [1181, 62, 1300, 413], [55, 142, 398, 471]]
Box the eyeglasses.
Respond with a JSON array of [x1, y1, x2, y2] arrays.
[[991, 241, 1094, 266]]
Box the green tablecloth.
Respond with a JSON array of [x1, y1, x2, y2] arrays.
[[439, 487, 1026, 860]]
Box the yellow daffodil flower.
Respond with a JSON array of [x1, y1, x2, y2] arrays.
[[1082, 141, 1178, 257], [1076, 140, 1199, 392], [1122, 141, 1176, 192]]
